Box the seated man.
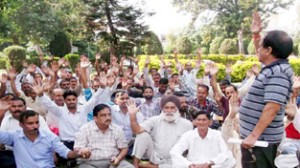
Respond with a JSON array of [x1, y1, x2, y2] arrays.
[[0, 110, 88, 167], [170, 111, 236, 168], [128, 95, 193, 168], [74, 104, 134, 168]]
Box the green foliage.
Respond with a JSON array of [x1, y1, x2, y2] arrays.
[[142, 32, 163, 55], [176, 37, 192, 54], [49, 32, 71, 58], [201, 47, 209, 55], [289, 58, 300, 75], [293, 43, 298, 56], [172, 0, 293, 39], [4, 45, 26, 72], [231, 61, 259, 82], [247, 40, 256, 55], [0, 57, 8, 69], [219, 39, 238, 54], [209, 37, 223, 54], [26, 51, 40, 66], [64, 54, 80, 72]]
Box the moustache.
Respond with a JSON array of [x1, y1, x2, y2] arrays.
[[30, 128, 38, 132], [105, 120, 111, 123]]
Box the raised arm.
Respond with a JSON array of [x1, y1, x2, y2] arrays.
[[0, 74, 7, 97], [251, 12, 262, 55], [127, 99, 145, 134], [8, 68, 21, 97]]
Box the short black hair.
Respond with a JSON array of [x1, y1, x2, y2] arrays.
[[198, 84, 209, 92], [0, 93, 16, 99], [262, 30, 293, 59], [19, 110, 39, 123], [93, 104, 110, 117], [226, 84, 238, 92], [159, 78, 169, 85], [192, 111, 211, 120], [63, 90, 78, 99], [171, 73, 179, 78], [11, 97, 26, 106], [173, 91, 185, 97], [142, 86, 153, 93], [219, 79, 231, 86]]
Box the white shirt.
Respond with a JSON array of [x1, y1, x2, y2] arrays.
[[170, 128, 235, 168], [37, 87, 110, 141], [111, 105, 144, 141]]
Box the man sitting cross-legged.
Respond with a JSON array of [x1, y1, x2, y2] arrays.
[[128, 95, 193, 168]]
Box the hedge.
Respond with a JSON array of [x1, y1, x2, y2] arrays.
[[138, 55, 300, 82]]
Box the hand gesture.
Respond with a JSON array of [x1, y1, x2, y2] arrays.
[[95, 53, 101, 60], [197, 48, 202, 55], [229, 93, 239, 119], [126, 99, 139, 114], [204, 62, 212, 76], [31, 82, 44, 96], [293, 76, 300, 89], [251, 12, 262, 34], [0, 100, 11, 112], [285, 96, 298, 118], [80, 61, 91, 69], [209, 63, 219, 76], [121, 55, 126, 62], [225, 64, 232, 75], [7, 68, 17, 80], [173, 48, 178, 55], [145, 56, 150, 67], [51, 61, 60, 73], [58, 58, 65, 67]]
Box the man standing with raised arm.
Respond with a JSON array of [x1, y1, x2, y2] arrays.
[[239, 12, 294, 168]]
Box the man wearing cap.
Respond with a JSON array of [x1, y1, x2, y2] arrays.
[[128, 95, 193, 168]]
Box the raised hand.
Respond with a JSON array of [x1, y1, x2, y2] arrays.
[[209, 63, 219, 76], [145, 55, 150, 66], [51, 61, 60, 73], [31, 82, 44, 96], [204, 62, 212, 76], [197, 48, 202, 55], [251, 12, 262, 34], [126, 99, 139, 114], [58, 58, 66, 67], [95, 53, 101, 60], [229, 93, 239, 119], [0, 100, 11, 112], [7, 68, 17, 80], [225, 64, 232, 75]]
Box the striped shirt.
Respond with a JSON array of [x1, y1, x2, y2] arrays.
[[74, 121, 127, 160], [239, 59, 293, 143]]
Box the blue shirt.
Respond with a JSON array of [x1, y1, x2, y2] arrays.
[[0, 129, 70, 168]]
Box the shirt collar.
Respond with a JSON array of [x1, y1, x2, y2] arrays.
[[91, 121, 113, 131], [262, 59, 288, 70], [193, 128, 213, 140]]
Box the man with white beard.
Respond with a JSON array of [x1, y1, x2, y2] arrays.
[[128, 95, 193, 168]]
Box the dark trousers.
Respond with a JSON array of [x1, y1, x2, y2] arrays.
[[0, 150, 16, 168], [57, 141, 76, 167], [241, 143, 279, 168]]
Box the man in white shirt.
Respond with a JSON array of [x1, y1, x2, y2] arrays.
[[170, 111, 235, 168], [34, 85, 110, 147], [128, 95, 193, 168]]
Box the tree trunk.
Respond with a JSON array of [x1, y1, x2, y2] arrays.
[[104, 0, 118, 57], [238, 29, 244, 54]]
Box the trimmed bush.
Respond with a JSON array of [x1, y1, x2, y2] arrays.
[[219, 39, 238, 54], [49, 32, 71, 57], [293, 43, 298, 56], [209, 37, 223, 54], [4, 45, 26, 72], [176, 37, 192, 54], [142, 32, 163, 55], [64, 54, 80, 72]]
